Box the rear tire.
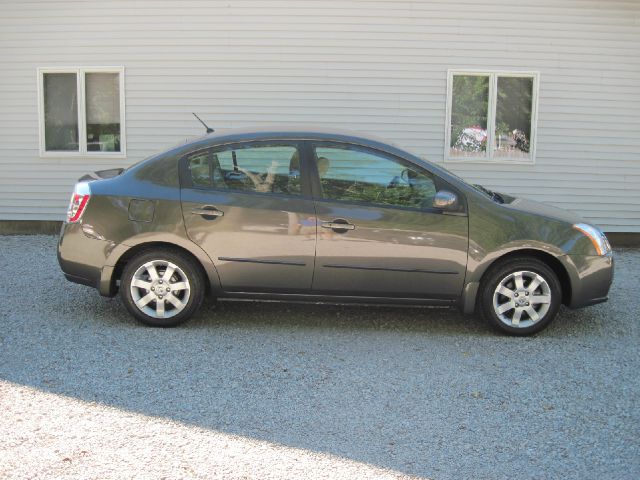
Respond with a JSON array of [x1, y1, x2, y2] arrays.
[[478, 257, 562, 336], [120, 249, 205, 327]]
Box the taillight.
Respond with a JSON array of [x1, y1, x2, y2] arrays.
[[66, 182, 91, 223]]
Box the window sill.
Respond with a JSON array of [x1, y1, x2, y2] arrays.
[[39, 151, 127, 160], [444, 156, 534, 165]]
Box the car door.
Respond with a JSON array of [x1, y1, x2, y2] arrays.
[[180, 140, 317, 293], [309, 142, 468, 299]]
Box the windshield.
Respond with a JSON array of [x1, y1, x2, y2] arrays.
[[416, 157, 505, 204], [472, 184, 505, 203]]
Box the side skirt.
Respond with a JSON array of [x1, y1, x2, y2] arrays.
[[216, 291, 457, 308]]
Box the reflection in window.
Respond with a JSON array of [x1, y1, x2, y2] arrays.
[[449, 75, 489, 157], [43, 73, 79, 151], [188, 145, 301, 195], [315, 146, 437, 209], [447, 72, 537, 161], [86, 73, 121, 152], [495, 76, 533, 159]]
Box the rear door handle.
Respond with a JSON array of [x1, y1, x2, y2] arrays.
[[321, 219, 356, 232], [191, 206, 224, 218]]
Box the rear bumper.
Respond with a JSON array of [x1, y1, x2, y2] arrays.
[[561, 253, 614, 309], [58, 222, 118, 296], [62, 272, 96, 288]]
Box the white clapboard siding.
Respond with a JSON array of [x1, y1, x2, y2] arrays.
[[0, 0, 639, 231]]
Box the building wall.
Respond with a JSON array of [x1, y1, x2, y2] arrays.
[[0, 0, 639, 231]]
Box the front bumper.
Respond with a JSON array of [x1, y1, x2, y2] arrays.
[[561, 253, 614, 309]]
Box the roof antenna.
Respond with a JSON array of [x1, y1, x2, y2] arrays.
[[192, 113, 214, 134]]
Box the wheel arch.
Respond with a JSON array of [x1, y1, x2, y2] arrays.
[[479, 249, 572, 305], [461, 248, 572, 314], [103, 240, 220, 296]]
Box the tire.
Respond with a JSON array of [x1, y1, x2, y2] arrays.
[[478, 257, 562, 336], [120, 248, 206, 327]]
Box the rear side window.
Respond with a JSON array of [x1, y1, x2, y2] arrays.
[[186, 144, 301, 195]]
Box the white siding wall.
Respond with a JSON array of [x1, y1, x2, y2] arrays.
[[0, 0, 639, 231]]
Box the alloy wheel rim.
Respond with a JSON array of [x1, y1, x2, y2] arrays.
[[130, 260, 191, 319], [492, 270, 551, 328]]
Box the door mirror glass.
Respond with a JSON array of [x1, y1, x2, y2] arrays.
[[433, 190, 459, 210]]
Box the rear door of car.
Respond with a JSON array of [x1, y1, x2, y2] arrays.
[[180, 140, 317, 293], [308, 142, 469, 300]]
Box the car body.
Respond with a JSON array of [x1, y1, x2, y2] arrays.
[[58, 127, 614, 334]]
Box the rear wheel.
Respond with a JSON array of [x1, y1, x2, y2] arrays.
[[120, 249, 205, 327], [478, 257, 562, 336]]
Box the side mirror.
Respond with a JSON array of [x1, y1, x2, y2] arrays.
[[433, 190, 459, 210]]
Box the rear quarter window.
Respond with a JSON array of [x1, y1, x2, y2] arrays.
[[187, 151, 212, 188]]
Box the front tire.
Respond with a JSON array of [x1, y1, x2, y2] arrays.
[[478, 257, 562, 336], [120, 249, 205, 327]]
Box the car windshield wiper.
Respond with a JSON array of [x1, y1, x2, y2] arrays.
[[474, 184, 504, 204]]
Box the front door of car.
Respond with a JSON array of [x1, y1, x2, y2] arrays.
[[309, 143, 469, 299], [180, 141, 317, 293]]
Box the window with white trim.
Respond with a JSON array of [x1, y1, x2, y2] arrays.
[[445, 71, 538, 163], [38, 67, 125, 156]]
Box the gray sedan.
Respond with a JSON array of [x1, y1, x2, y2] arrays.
[[58, 128, 613, 335]]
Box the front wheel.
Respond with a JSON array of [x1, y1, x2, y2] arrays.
[[478, 258, 562, 336], [120, 249, 205, 327]]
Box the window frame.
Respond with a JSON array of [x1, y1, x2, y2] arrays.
[[444, 69, 539, 165], [179, 140, 311, 198], [37, 66, 126, 158], [309, 140, 467, 215]]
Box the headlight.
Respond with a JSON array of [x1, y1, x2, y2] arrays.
[[573, 223, 611, 255]]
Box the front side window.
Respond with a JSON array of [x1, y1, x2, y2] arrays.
[[39, 67, 124, 155], [187, 144, 302, 195], [447, 71, 538, 162], [314, 145, 437, 210]]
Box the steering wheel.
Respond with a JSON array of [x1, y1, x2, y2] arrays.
[[401, 168, 415, 189], [388, 169, 415, 189], [225, 170, 247, 181], [387, 176, 401, 189]]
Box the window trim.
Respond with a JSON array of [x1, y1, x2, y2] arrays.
[[37, 66, 126, 158], [444, 69, 539, 165]]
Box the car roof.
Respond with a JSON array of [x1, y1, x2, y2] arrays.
[[185, 126, 399, 150], [150, 125, 474, 194]]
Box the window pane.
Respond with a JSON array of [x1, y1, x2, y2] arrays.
[[315, 146, 436, 209], [450, 75, 489, 157], [212, 145, 301, 195], [188, 150, 212, 188], [494, 76, 533, 159], [86, 72, 121, 152], [43, 73, 79, 151]]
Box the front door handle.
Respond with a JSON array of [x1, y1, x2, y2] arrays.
[[321, 219, 356, 232], [191, 206, 224, 219]]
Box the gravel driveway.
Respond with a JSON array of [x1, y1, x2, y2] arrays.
[[0, 235, 638, 479]]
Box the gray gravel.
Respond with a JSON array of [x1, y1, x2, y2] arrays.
[[0, 235, 638, 479]]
